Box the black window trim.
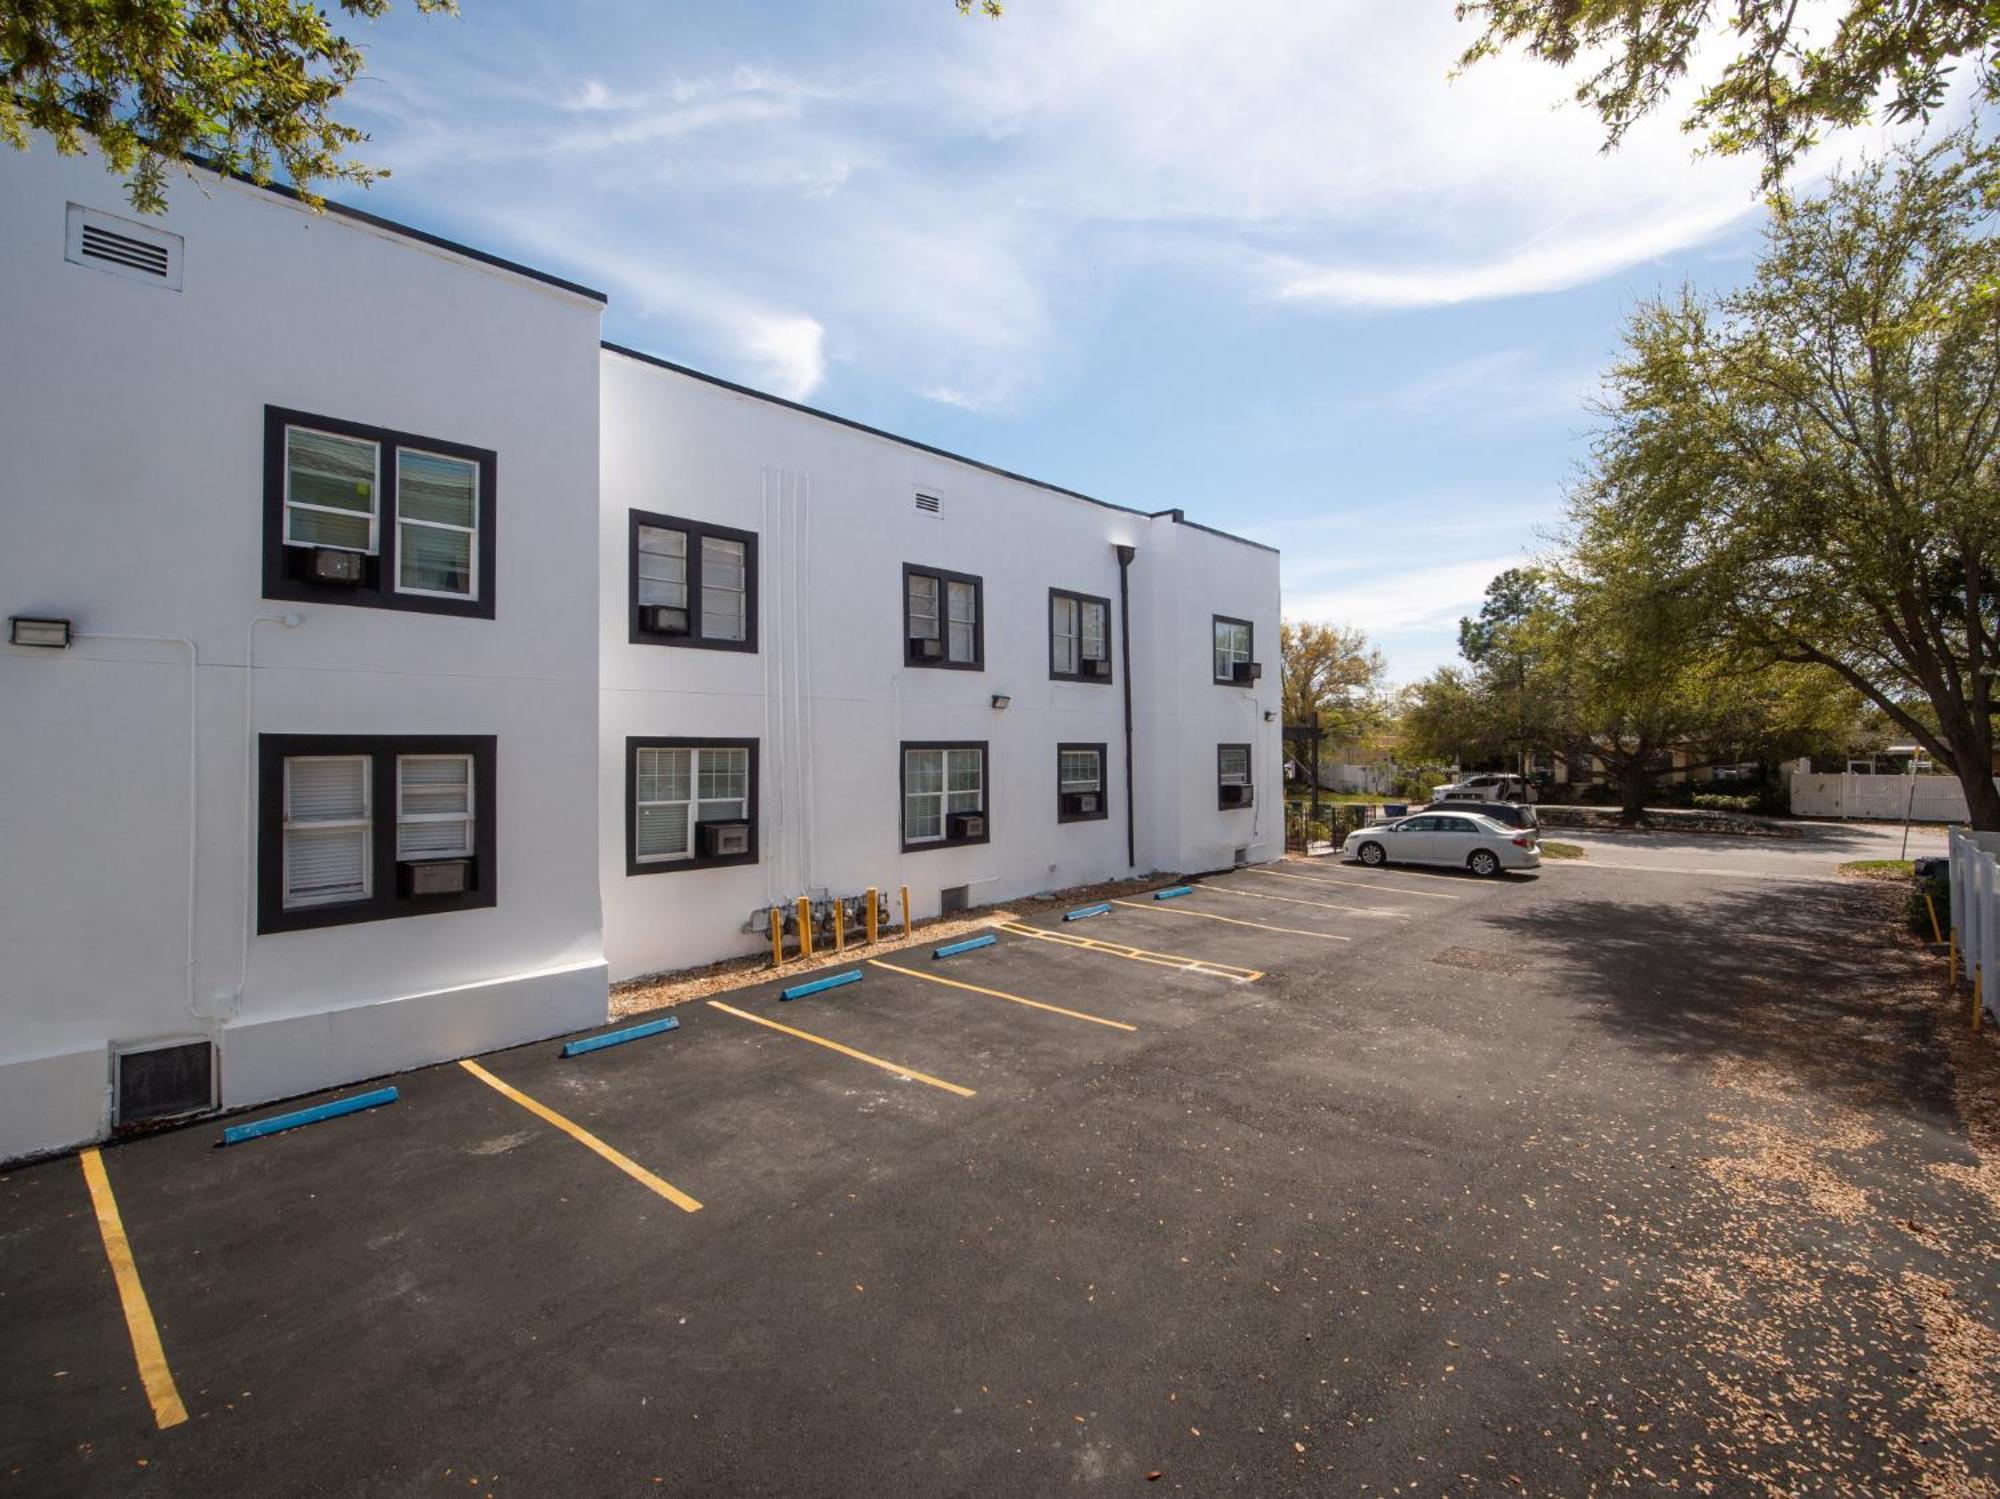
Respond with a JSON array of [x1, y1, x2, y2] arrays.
[[902, 563, 985, 671], [1056, 741, 1110, 823], [624, 736, 760, 876], [1217, 741, 1253, 810], [627, 509, 760, 652], [1048, 587, 1114, 684], [900, 739, 992, 852], [1212, 614, 1255, 685], [262, 406, 498, 620], [257, 733, 497, 935]]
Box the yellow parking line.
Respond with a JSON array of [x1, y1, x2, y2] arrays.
[[996, 921, 1263, 982], [707, 1001, 976, 1097], [79, 1148, 188, 1430], [1245, 866, 1459, 900], [458, 1059, 702, 1213], [867, 958, 1138, 1031], [1197, 883, 1397, 917], [1110, 899, 1351, 941]]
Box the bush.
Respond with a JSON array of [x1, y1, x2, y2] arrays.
[[1909, 872, 1950, 940], [1390, 769, 1436, 802], [1692, 792, 1757, 813]]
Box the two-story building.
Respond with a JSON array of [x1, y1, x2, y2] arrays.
[[0, 145, 1281, 1162]]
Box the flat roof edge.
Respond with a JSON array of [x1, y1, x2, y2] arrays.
[[601, 341, 1278, 555], [206, 163, 608, 305]]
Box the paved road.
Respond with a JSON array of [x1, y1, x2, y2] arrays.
[[1552, 817, 1950, 881], [4, 855, 1995, 1495]]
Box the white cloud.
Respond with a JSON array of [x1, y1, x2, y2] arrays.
[[348, 0, 1801, 409], [1285, 554, 1525, 636]]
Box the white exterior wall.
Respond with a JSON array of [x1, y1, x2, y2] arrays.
[[601, 352, 1281, 981], [0, 147, 608, 1160]]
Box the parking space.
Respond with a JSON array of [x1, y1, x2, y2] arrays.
[[1, 859, 1537, 1494]]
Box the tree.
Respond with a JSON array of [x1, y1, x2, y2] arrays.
[[1279, 620, 1387, 779], [5, 0, 999, 215], [1455, 0, 2000, 183], [1579, 134, 2000, 828], [1457, 567, 1553, 776]]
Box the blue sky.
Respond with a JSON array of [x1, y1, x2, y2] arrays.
[[329, 1, 1867, 681]]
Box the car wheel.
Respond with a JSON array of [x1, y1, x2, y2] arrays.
[[1357, 841, 1386, 867], [1468, 849, 1501, 878]]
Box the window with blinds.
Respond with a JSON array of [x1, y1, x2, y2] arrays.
[[283, 756, 372, 908], [1219, 744, 1252, 785], [259, 734, 496, 933], [629, 740, 756, 870], [396, 755, 474, 858], [629, 511, 759, 651], [903, 744, 986, 845], [1213, 617, 1253, 681], [264, 407, 496, 619]]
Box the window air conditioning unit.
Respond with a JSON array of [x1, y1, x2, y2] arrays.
[[112, 1038, 216, 1128], [1232, 661, 1262, 684], [909, 634, 944, 662], [1083, 657, 1112, 678], [1062, 792, 1099, 815], [698, 820, 752, 858], [1220, 783, 1254, 808], [639, 604, 690, 636], [399, 858, 471, 897], [947, 812, 986, 839], [310, 547, 366, 585]]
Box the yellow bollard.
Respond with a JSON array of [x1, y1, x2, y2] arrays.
[[797, 896, 814, 961], [1977, 969, 1985, 1033], [834, 900, 846, 954], [1925, 893, 1944, 947], [901, 885, 912, 936], [1951, 931, 1960, 988], [770, 906, 784, 968], [866, 887, 880, 944]]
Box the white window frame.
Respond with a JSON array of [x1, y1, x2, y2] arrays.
[[281, 754, 373, 909], [393, 447, 481, 602], [946, 579, 978, 664], [699, 534, 749, 643], [1059, 748, 1102, 793], [1214, 619, 1252, 681], [1219, 744, 1252, 786], [395, 754, 474, 860], [904, 745, 985, 845], [637, 522, 691, 612], [283, 425, 381, 555], [634, 744, 751, 865], [1052, 595, 1080, 676]]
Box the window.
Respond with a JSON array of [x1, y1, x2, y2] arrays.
[[263, 407, 496, 618], [1049, 588, 1113, 683], [903, 564, 983, 669], [902, 741, 990, 849], [1213, 616, 1254, 684], [258, 735, 496, 934], [1057, 742, 1109, 823], [1218, 742, 1254, 810], [626, 738, 759, 874], [628, 510, 758, 651]]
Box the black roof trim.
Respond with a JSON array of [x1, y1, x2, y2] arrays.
[[601, 341, 1278, 556], [215, 166, 608, 305]]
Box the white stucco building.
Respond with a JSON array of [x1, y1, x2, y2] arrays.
[[0, 146, 1280, 1162]]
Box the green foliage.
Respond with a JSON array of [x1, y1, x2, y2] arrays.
[[1909, 871, 1950, 939], [1457, 567, 1549, 664], [1280, 620, 1388, 749], [0, 0, 461, 213], [1691, 792, 1756, 812], [1456, 0, 2000, 184], [1578, 133, 2000, 829]]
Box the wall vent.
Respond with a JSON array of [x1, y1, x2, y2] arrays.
[[113, 1039, 215, 1127], [914, 493, 942, 515], [65, 204, 184, 290], [939, 884, 970, 915]]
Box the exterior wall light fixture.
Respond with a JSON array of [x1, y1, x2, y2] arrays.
[[991, 694, 1011, 710], [9, 616, 73, 648]]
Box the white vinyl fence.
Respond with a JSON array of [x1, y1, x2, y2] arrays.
[[1948, 828, 2000, 1024], [1790, 770, 1993, 822]]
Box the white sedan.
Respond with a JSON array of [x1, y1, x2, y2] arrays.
[[1341, 812, 1541, 877]]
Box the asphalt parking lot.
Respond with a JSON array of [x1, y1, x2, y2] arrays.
[[5, 848, 1996, 1495]]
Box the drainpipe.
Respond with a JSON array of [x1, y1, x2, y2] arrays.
[[1115, 544, 1137, 870]]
